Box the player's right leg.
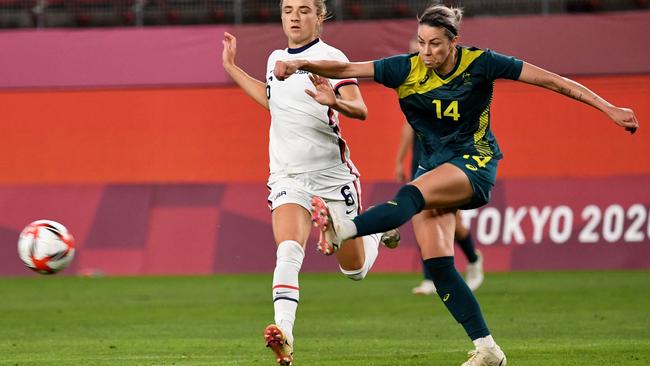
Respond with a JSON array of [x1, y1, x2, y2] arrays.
[[264, 324, 294, 366], [266, 203, 311, 365]]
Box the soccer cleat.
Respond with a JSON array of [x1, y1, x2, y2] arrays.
[[412, 279, 437, 295], [461, 345, 507, 366], [465, 250, 484, 291], [264, 324, 294, 366], [311, 196, 342, 255], [380, 228, 400, 249]]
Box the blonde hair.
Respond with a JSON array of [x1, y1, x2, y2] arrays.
[[418, 4, 463, 40], [279, 0, 331, 19]]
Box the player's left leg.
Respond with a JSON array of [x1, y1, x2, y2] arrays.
[[336, 234, 381, 281], [412, 161, 505, 365], [415, 209, 505, 365], [308, 169, 399, 280], [325, 194, 398, 281], [335, 229, 400, 281]]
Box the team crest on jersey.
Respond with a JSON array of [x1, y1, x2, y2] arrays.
[[462, 72, 472, 85]]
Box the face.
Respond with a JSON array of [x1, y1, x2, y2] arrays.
[[416, 24, 457, 69], [281, 0, 322, 47]]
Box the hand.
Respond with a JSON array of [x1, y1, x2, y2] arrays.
[[274, 60, 300, 81], [222, 32, 237, 69], [607, 106, 639, 135], [304, 74, 337, 107]]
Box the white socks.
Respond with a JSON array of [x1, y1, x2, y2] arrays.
[[272, 240, 304, 344], [336, 218, 358, 241], [473, 335, 496, 348], [339, 233, 381, 281]]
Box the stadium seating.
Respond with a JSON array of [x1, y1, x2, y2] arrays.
[[1, 0, 648, 28]]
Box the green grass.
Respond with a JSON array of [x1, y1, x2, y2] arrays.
[[0, 271, 649, 365]]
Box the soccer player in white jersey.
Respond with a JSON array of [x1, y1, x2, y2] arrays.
[[221, 1, 398, 365]]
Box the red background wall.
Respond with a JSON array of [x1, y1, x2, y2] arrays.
[[1, 76, 648, 183]]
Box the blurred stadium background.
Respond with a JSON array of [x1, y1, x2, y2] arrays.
[[1, 0, 649, 27], [0, 1, 648, 277]]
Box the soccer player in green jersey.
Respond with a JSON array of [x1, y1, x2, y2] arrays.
[[274, 4, 639, 366], [394, 38, 485, 297]]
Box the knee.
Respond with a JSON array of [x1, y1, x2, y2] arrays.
[[394, 184, 426, 213], [276, 240, 304, 266]]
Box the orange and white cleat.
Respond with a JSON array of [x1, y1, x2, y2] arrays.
[[310, 196, 341, 256], [264, 324, 293, 366]]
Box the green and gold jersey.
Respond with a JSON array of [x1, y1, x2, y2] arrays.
[[374, 46, 523, 169]]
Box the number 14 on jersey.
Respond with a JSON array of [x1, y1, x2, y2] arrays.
[[432, 99, 460, 121]]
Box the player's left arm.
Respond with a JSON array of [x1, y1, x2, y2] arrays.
[[306, 74, 368, 120], [517, 62, 639, 134]]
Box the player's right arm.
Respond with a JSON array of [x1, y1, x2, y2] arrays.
[[275, 59, 374, 81], [222, 32, 269, 110]]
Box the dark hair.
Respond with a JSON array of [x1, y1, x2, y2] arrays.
[[418, 4, 463, 40]]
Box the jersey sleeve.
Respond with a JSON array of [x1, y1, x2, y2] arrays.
[[373, 54, 412, 89], [326, 48, 359, 94], [267, 50, 282, 82], [483, 49, 523, 81]]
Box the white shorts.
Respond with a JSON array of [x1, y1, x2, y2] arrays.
[[267, 164, 362, 219]]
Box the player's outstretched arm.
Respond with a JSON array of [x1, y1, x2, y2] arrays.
[[518, 62, 639, 134], [222, 32, 269, 110], [274, 59, 374, 81]]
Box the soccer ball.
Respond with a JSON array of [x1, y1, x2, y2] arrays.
[[17, 220, 76, 274]]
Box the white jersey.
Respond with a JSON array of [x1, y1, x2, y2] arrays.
[[266, 38, 359, 176]]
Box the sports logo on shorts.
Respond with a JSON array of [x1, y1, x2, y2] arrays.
[[274, 191, 287, 200]]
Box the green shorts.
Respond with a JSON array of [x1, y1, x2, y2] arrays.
[[414, 154, 499, 210]]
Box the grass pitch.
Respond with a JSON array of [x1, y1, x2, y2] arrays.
[[0, 271, 649, 365]]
